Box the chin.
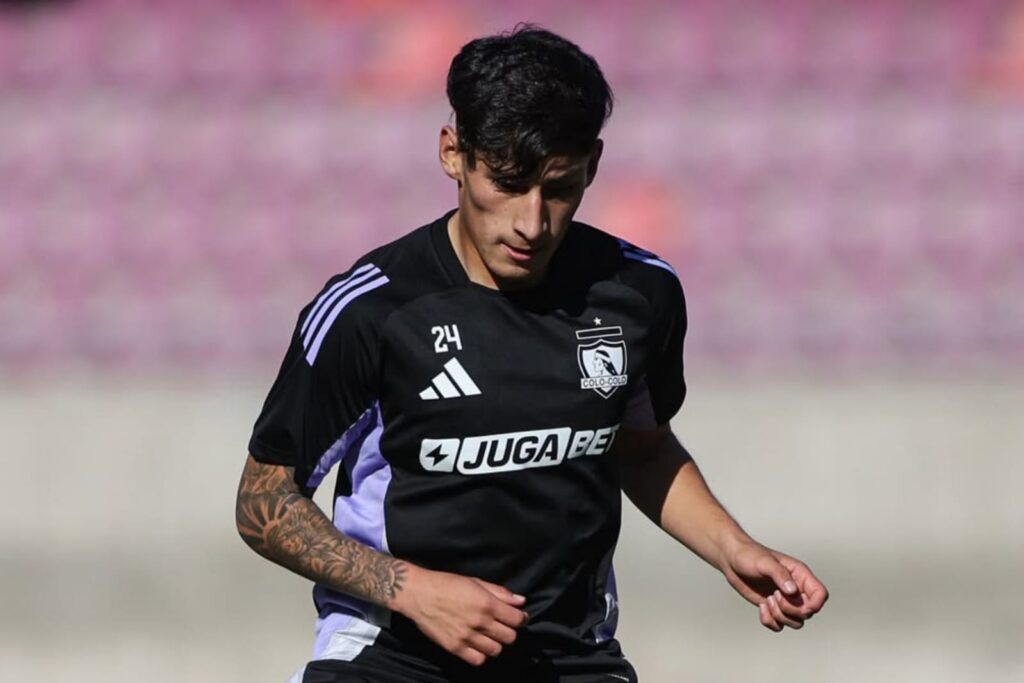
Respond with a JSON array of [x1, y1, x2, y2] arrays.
[[495, 265, 545, 289]]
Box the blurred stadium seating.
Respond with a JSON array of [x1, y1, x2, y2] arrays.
[[2, 4, 1023, 683], [0, 0, 1021, 375]]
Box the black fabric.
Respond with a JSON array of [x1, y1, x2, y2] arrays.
[[300, 624, 639, 683], [250, 209, 686, 665]]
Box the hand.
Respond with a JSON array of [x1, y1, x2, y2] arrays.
[[389, 565, 529, 666], [719, 540, 829, 632]]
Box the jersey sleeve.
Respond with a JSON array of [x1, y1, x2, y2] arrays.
[[248, 266, 388, 492], [622, 270, 687, 429]]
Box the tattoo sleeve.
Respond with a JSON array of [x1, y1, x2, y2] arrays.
[[235, 455, 407, 607]]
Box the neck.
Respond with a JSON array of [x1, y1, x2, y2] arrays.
[[447, 210, 499, 289]]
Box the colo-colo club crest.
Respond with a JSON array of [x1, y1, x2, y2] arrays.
[[576, 323, 628, 398]]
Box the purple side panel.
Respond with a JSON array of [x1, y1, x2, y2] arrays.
[[594, 564, 620, 643], [311, 405, 393, 653], [313, 611, 353, 658], [305, 402, 377, 491], [332, 406, 390, 551]]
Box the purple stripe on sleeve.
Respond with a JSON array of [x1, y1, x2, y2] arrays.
[[305, 275, 390, 365], [300, 263, 377, 336], [618, 238, 678, 276], [301, 266, 381, 351], [622, 250, 677, 276]]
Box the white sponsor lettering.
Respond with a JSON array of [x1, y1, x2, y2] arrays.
[[588, 427, 618, 455], [568, 430, 594, 459], [566, 426, 620, 459], [419, 426, 620, 475]]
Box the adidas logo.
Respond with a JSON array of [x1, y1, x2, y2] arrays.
[[419, 358, 481, 400]]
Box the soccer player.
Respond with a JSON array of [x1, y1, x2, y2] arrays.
[[236, 26, 828, 683]]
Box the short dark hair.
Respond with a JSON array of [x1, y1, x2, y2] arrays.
[[446, 25, 613, 184]]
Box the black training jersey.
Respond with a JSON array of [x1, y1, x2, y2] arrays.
[[249, 209, 686, 662]]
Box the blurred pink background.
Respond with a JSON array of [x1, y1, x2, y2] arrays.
[[2, 3, 1022, 683], [2, 0, 1021, 377]]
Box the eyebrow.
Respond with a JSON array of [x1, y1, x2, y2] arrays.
[[541, 165, 587, 182], [543, 173, 582, 183], [486, 163, 586, 186]]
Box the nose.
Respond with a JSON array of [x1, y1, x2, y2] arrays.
[[513, 187, 549, 244]]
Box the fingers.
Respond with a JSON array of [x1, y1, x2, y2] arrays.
[[490, 599, 529, 628], [759, 596, 801, 632], [451, 585, 526, 666], [742, 552, 828, 631], [759, 589, 810, 632], [446, 619, 510, 667], [776, 555, 830, 614], [456, 629, 514, 667], [408, 572, 533, 667], [472, 579, 529, 627], [758, 600, 781, 632], [758, 555, 799, 597], [463, 596, 524, 644], [800, 576, 830, 613], [475, 579, 527, 606], [468, 632, 503, 658], [759, 602, 778, 631], [482, 620, 518, 646], [768, 591, 804, 629], [455, 645, 488, 667]]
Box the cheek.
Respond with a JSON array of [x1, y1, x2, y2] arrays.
[[465, 177, 503, 214], [547, 196, 583, 231], [550, 198, 580, 219]]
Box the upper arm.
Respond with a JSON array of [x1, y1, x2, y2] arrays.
[[237, 453, 298, 498], [618, 244, 688, 429], [234, 453, 300, 544], [611, 423, 673, 462], [611, 423, 690, 471], [611, 424, 693, 524]]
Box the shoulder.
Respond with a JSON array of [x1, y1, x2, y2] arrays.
[[297, 218, 452, 365], [565, 220, 684, 312]]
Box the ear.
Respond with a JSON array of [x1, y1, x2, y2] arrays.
[[585, 139, 603, 188], [439, 125, 464, 183]]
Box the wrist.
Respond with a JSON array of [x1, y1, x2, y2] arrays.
[[713, 528, 757, 572], [386, 560, 424, 616]]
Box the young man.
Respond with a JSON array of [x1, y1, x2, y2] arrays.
[[237, 27, 828, 683]]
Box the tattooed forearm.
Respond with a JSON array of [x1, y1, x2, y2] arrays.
[[235, 455, 407, 606]]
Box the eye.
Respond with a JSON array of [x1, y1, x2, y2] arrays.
[[542, 183, 579, 199], [492, 178, 529, 195]]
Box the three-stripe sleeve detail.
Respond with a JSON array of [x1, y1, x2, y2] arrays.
[[302, 265, 389, 365], [617, 239, 677, 276], [301, 263, 377, 337]]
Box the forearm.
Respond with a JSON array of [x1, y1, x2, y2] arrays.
[[617, 429, 753, 571], [616, 427, 829, 630], [657, 455, 754, 570], [235, 455, 407, 608]]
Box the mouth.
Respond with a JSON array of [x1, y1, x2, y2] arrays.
[[502, 243, 540, 263]]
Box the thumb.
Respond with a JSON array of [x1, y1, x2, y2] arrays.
[[475, 579, 527, 605], [761, 557, 798, 596]]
